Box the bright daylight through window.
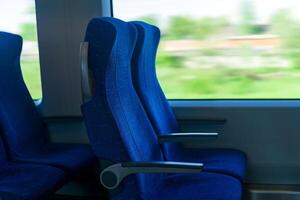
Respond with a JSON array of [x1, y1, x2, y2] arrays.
[[0, 0, 42, 99], [114, 0, 300, 99]]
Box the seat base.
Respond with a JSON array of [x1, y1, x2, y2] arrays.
[[153, 172, 242, 200], [0, 162, 66, 200], [112, 172, 242, 200], [13, 143, 97, 179], [168, 148, 247, 181]]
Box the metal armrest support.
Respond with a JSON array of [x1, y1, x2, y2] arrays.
[[80, 42, 95, 103], [100, 161, 203, 189], [158, 133, 219, 143]]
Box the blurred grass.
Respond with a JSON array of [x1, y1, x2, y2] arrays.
[[20, 58, 42, 99], [157, 60, 300, 99], [20, 56, 300, 100]]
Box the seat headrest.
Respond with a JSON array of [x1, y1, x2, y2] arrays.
[[0, 32, 22, 67]]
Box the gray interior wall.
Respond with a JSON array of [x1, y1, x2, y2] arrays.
[[35, 0, 111, 117], [172, 100, 300, 185], [34, 3, 113, 196], [46, 117, 90, 144]]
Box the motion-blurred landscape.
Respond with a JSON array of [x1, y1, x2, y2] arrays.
[[0, 2, 42, 99], [134, 0, 300, 99], [8, 0, 300, 99]]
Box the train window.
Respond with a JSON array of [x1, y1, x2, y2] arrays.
[[0, 0, 42, 99], [114, 0, 300, 99]]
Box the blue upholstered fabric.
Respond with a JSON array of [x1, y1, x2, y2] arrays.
[[153, 173, 241, 200], [131, 22, 179, 136], [15, 143, 96, 178], [171, 148, 246, 180], [0, 135, 65, 200], [0, 31, 96, 179], [82, 17, 165, 199], [131, 21, 247, 181], [0, 162, 66, 200], [82, 17, 241, 200]]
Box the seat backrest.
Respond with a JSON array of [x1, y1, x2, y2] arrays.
[[0, 32, 47, 158], [81, 17, 165, 198], [0, 135, 8, 164], [131, 22, 180, 136]]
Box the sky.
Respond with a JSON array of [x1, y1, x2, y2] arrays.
[[114, 0, 300, 24], [1, 0, 300, 33], [0, 0, 33, 32]]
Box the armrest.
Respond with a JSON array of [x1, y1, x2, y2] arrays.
[[158, 133, 219, 143], [100, 161, 203, 189]]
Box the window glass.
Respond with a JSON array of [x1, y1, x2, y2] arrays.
[[114, 0, 300, 99], [0, 0, 42, 99]]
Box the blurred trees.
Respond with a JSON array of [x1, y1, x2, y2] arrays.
[[136, 15, 159, 26], [166, 16, 195, 39], [20, 6, 38, 41], [166, 16, 229, 40], [239, 0, 261, 35], [271, 10, 300, 68], [20, 23, 37, 41]]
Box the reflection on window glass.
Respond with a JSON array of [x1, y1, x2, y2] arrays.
[[0, 0, 42, 99], [114, 0, 300, 99]]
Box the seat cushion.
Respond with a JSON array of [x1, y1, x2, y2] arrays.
[[13, 143, 96, 179], [169, 148, 247, 181], [0, 162, 66, 200], [152, 172, 241, 200]]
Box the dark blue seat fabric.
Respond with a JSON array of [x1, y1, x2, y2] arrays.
[[0, 162, 66, 200], [15, 143, 97, 178], [0, 31, 96, 179], [171, 148, 246, 180], [82, 17, 241, 200], [153, 173, 241, 200], [130, 21, 247, 181], [0, 134, 66, 200]]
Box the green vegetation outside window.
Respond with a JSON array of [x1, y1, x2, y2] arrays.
[[114, 0, 300, 99], [0, 0, 42, 99]]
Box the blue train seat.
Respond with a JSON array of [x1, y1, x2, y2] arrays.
[[0, 31, 96, 179], [130, 21, 247, 181], [81, 17, 242, 200]]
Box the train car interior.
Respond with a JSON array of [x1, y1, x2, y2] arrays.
[[1, 0, 300, 199]]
